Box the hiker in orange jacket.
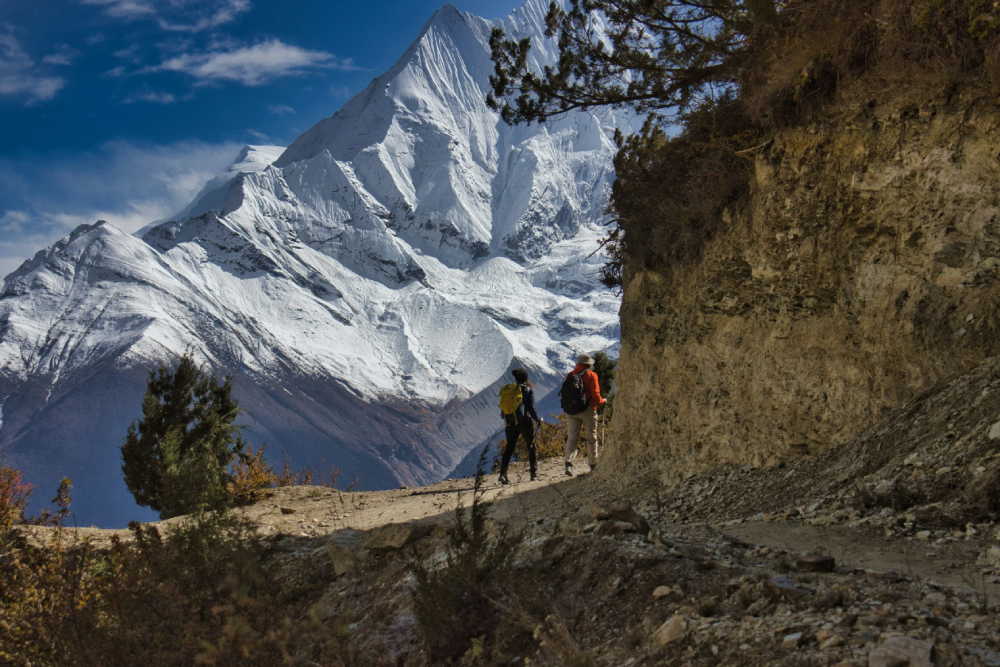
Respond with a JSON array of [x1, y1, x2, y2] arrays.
[[563, 353, 605, 476]]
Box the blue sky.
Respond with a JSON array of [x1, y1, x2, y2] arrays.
[[0, 0, 523, 275]]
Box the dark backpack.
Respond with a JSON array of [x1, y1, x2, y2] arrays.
[[559, 371, 588, 415]]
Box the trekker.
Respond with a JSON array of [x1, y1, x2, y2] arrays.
[[560, 353, 605, 476], [497, 368, 542, 485]]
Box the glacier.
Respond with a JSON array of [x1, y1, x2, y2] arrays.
[[0, 0, 629, 527]]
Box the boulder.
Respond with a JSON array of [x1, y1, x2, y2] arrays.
[[653, 615, 687, 645], [868, 636, 936, 667], [764, 576, 812, 600], [326, 543, 360, 576], [364, 522, 435, 554]]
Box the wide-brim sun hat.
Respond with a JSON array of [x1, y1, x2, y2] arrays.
[[577, 353, 594, 366]]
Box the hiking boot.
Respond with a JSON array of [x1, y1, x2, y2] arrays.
[[564, 463, 574, 477], [530, 470, 537, 482], [498, 474, 510, 485]]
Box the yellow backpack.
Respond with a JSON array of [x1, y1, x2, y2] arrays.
[[499, 383, 523, 424]]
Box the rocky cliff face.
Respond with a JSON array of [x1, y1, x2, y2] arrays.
[[607, 79, 1000, 486]]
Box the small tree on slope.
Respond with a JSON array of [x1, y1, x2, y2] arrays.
[[121, 354, 246, 519]]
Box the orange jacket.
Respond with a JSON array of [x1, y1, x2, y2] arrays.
[[568, 364, 605, 410]]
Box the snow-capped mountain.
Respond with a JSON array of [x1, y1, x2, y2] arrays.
[[0, 0, 628, 527]]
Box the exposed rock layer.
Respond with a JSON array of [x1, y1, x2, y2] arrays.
[[608, 79, 1000, 485]]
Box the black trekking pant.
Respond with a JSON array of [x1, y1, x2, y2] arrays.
[[499, 420, 537, 476]]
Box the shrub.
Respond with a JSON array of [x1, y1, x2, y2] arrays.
[[0, 508, 351, 666], [272, 449, 345, 488], [0, 458, 33, 529], [410, 452, 527, 661], [227, 442, 275, 506]]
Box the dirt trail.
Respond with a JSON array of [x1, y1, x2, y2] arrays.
[[719, 521, 1000, 597], [16, 457, 605, 549]]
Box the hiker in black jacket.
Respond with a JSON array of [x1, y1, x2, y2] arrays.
[[497, 368, 542, 484]]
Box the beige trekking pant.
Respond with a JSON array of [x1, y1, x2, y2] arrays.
[[564, 408, 598, 466]]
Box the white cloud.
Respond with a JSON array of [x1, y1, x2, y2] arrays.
[[268, 104, 294, 115], [246, 129, 268, 141], [103, 65, 126, 77], [86, 34, 106, 46], [0, 140, 242, 277], [158, 0, 251, 33], [113, 43, 142, 61], [80, 0, 158, 19], [81, 0, 251, 32], [42, 45, 81, 66], [150, 39, 353, 85], [125, 89, 176, 103], [0, 30, 65, 103]]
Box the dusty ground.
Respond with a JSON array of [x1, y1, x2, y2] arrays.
[[17, 447, 1000, 666]]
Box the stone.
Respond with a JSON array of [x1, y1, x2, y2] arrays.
[[926, 592, 947, 605], [764, 576, 812, 600], [916, 531, 932, 541], [364, 522, 435, 554], [653, 586, 677, 600], [782, 632, 803, 650], [326, 543, 360, 577], [868, 636, 935, 667], [279, 507, 297, 514], [796, 555, 836, 572], [989, 422, 1000, 440], [653, 615, 687, 645], [821, 636, 845, 650], [590, 504, 652, 535], [981, 546, 1000, 565], [594, 520, 639, 537]]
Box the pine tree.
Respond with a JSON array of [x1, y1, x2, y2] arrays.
[[486, 0, 775, 125], [121, 354, 246, 519]]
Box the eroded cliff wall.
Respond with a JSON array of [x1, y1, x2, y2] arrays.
[[606, 81, 1000, 486]]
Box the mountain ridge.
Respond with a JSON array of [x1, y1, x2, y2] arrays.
[[0, 0, 626, 527]]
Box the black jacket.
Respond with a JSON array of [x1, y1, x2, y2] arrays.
[[511, 383, 540, 424]]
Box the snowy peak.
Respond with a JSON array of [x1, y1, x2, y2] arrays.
[[170, 144, 285, 224], [274, 0, 629, 271]]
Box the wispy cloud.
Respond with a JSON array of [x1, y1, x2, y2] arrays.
[[0, 30, 65, 103], [81, 0, 158, 19], [125, 88, 175, 103], [267, 104, 294, 115], [246, 129, 268, 141], [149, 39, 354, 86], [158, 0, 251, 33], [113, 43, 142, 61], [41, 45, 81, 66], [81, 0, 251, 33], [86, 34, 106, 46], [0, 140, 242, 277], [330, 85, 351, 99]]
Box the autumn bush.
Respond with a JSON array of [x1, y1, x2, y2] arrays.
[[0, 506, 354, 666], [0, 457, 33, 529]]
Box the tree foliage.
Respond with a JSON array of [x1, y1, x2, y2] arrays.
[[487, 0, 775, 125], [121, 354, 246, 519]]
